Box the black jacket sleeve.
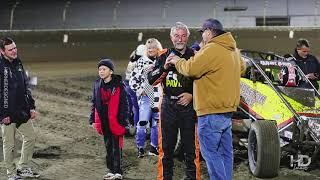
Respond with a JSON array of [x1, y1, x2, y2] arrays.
[[89, 82, 96, 125], [314, 56, 320, 79], [23, 70, 36, 110], [118, 82, 129, 127], [147, 53, 170, 85]]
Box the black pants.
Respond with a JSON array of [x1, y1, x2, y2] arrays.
[[159, 96, 198, 180], [104, 134, 122, 174]]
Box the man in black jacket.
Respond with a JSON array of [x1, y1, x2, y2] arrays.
[[293, 38, 320, 90], [148, 22, 200, 180], [0, 37, 39, 180]]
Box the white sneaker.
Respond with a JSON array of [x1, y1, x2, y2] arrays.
[[114, 173, 123, 180], [8, 174, 22, 180], [17, 168, 40, 178], [103, 172, 115, 180]]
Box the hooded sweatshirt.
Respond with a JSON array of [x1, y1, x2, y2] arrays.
[[175, 32, 244, 116]]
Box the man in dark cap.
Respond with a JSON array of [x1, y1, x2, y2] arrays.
[[167, 18, 245, 180]]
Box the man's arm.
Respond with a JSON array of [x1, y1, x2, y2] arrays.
[[23, 70, 36, 110], [147, 51, 169, 86], [22, 66, 37, 119], [173, 47, 212, 78]]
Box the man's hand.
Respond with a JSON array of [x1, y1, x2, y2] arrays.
[[2, 117, 11, 125], [30, 109, 36, 120], [177, 93, 193, 106], [306, 73, 318, 80], [164, 54, 178, 69]]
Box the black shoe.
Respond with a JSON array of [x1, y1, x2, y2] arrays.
[[138, 148, 145, 158], [148, 146, 159, 156]]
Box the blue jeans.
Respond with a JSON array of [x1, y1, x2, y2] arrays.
[[124, 81, 139, 126], [136, 95, 158, 148], [198, 113, 233, 180]]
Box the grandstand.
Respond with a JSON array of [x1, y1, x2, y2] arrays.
[[1, 0, 320, 30]]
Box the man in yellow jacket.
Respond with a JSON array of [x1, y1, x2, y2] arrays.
[[166, 18, 243, 180]]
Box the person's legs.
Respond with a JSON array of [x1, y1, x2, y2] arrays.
[[16, 120, 36, 169], [136, 95, 151, 156], [198, 114, 231, 180], [1, 123, 17, 176], [179, 107, 198, 180], [150, 112, 159, 148], [124, 82, 139, 126], [103, 134, 117, 180], [111, 135, 122, 175], [104, 135, 113, 172], [158, 98, 178, 180], [218, 114, 233, 180], [180, 126, 197, 180], [130, 91, 140, 127]]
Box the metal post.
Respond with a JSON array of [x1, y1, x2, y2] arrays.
[[113, 1, 120, 22], [162, 5, 166, 20], [286, 0, 289, 26], [10, 1, 19, 30], [314, 0, 319, 26], [263, 0, 268, 27], [212, 0, 217, 18], [162, 1, 170, 20], [62, 1, 71, 25]]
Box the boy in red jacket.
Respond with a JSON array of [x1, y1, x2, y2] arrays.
[[89, 59, 129, 180]]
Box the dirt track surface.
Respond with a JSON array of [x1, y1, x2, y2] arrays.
[[0, 60, 319, 180]]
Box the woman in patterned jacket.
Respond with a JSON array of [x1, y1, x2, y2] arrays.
[[129, 38, 163, 158]]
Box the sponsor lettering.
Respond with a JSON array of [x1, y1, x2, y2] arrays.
[[259, 60, 292, 67], [240, 82, 266, 106], [3, 67, 9, 108], [166, 80, 182, 87]]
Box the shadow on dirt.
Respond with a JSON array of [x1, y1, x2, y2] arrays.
[[33, 145, 62, 159]]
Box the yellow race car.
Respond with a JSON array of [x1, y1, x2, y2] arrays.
[[233, 50, 320, 178]]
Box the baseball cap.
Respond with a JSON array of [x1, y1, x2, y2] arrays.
[[199, 18, 224, 33]]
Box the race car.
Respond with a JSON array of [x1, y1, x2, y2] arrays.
[[232, 50, 320, 178]]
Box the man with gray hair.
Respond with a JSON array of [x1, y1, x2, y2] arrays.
[[148, 22, 200, 180], [167, 18, 245, 180]]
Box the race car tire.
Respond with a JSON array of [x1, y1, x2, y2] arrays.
[[248, 120, 280, 178]]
